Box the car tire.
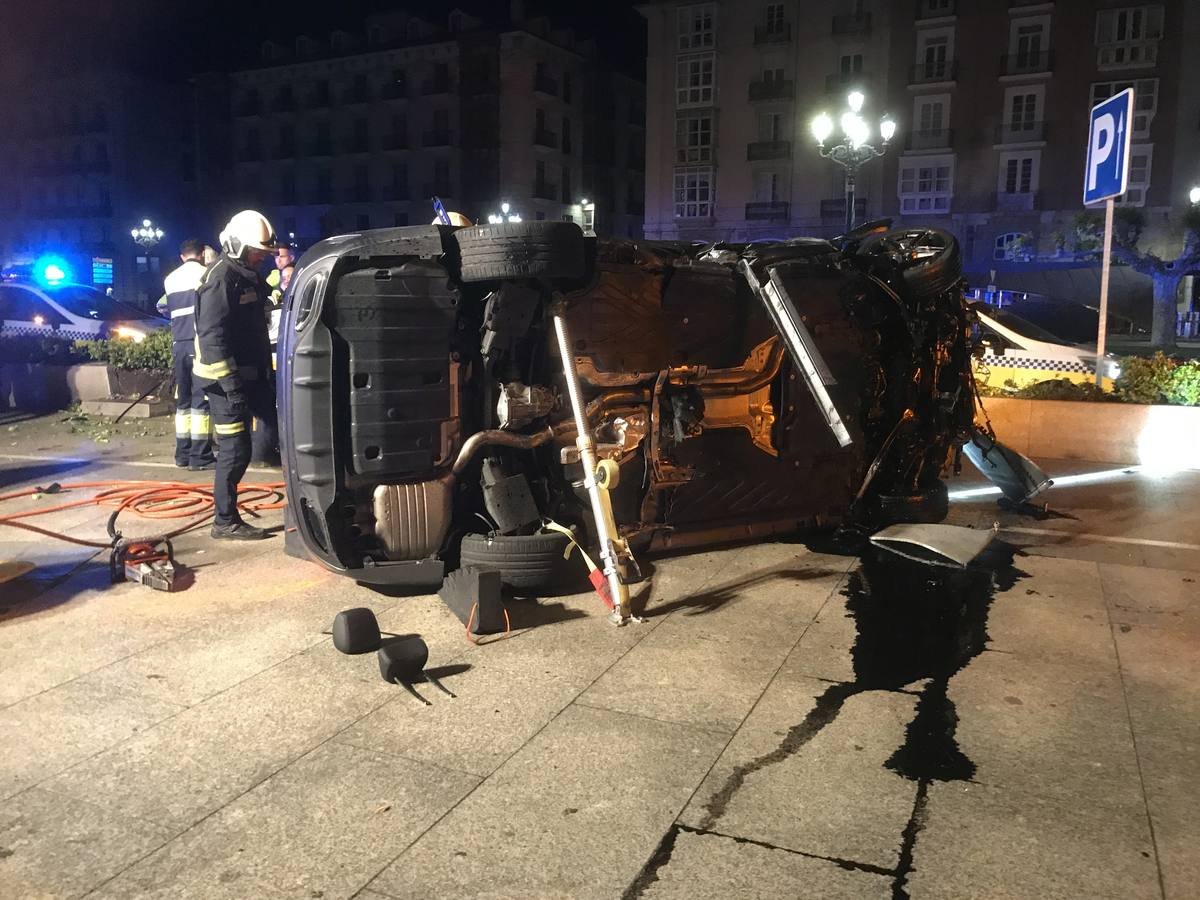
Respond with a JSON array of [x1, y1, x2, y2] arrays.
[[877, 481, 950, 525], [857, 227, 962, 297], [459, 530, 572, 590], [455, 222, 586, 283]]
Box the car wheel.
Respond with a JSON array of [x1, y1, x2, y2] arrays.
[[877, 481, 950, 525], [857, 227, 962, 296], [455, 222, 586, 283], [459, 530, 572, 590]]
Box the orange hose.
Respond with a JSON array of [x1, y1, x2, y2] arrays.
[[0, 480, 287, 547]]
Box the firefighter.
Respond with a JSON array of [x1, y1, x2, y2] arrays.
[[158, 239, 214, 470], [193, 210, 278, 540]]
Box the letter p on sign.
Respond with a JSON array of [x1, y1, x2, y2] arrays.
[[1083, 88, 1134, 206]]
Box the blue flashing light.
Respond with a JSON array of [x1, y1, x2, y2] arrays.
[[34, 254, 71, 286]]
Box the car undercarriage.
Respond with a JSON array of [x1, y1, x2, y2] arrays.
[[279, 222, 1016, 610]]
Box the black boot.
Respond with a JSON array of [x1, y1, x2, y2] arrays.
[[211, 521, 270, 541]]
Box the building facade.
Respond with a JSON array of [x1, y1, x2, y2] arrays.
[[640, 0, 1199, 280], [217, 5, 645, 248], [0, 73, 198, 306]]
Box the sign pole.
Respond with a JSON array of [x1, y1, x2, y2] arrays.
[[1096, 197, 1114, 387]]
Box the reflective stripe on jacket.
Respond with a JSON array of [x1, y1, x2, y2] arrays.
[[162, 259, 207, 343]]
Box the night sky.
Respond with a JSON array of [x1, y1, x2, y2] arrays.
[[1, 0, 647, 85]]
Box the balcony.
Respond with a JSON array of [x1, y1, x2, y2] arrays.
[[382, 134, 408, 151], [1010, 0, 1052, 6], [422, 183, 454, 199], [906, 128, 954, 151], [345, 139, 370, 154], [533, 128, 559, 149], [271, 144, 296, 160], [754, 23, 792, 44], [747, 139, 792, 161], [994, 121, 1047, 144], [820, 198, 867, 219], [745, 201, 789, 221], [532, 180, 559, 201], [533, 73, 559, 96], [421, 130, 454, 147], [994, 190, 1041, 212], [383, 185, 411, 201], [239, 148, 263, 163], [342, 88, 372, 104], [381, 83, 408, 100], [915, 0, 956, 19], [748, 78, 794, 101], [825, 71, 869, 93], [908, 60, 958, 85], [307, 92, 332, 109], [234, 100, 261, 117], [421, 78, 452, 96], [310, 140, 333, 157], [832, 12, 871, 35], [1000, 50, 1053, 76]]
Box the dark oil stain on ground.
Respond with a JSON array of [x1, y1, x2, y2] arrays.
[[625, 542, 1025, 900]]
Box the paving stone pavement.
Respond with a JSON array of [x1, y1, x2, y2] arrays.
[[1, 452, 1198, 899]]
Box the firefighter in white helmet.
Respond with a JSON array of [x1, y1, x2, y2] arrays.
[[193, 210, 277, 540]]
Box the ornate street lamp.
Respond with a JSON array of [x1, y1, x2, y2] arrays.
[[811, 91, 896, 234], [486, 201, 522, 225], [130, 218, 164, 250]]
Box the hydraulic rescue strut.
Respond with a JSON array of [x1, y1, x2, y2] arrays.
[[551, 306, 641, 626]]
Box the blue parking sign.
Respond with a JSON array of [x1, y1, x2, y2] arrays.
[[1083, 88, 1134, 205]]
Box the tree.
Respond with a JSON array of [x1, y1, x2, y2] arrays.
[[1076, 207, 1200, 349]]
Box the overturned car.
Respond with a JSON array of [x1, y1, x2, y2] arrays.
[[278, 221, 1003, 616]]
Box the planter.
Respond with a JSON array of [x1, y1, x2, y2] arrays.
[[982, 397, 1200, 469], [80, 398, 173, 419], [0, 363, 169, 413]]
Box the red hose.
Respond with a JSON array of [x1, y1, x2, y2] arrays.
[[0, 480, 287, 547]]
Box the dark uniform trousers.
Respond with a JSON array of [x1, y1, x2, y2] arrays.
[[206, 376, 275, 525], [250, 367, 280, 464], [173, 342, 214, 468]]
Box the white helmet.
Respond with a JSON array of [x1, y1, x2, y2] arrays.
[[219, 210, 278, 258]]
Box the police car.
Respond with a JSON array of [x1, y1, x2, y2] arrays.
[[0, 280, 165, 342], [972, 303, 1121, 390]]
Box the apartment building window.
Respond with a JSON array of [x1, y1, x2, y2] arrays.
[[1117, 146, 1153, 206], [353, 164, 369, 200], [676, 54, 716, 107], [316, 168, 332, 203], [1009, 92, 1038, 130], [394, 212, 409, 227], [357, 214, 370, 230], [676, 113, 713, 163], [434, 158, 451, 193], [562, 166, 572, 203], [994, 232, 1032, 262], [754, 171, 782, 203], [760, 111, 785, 142], [1096, 6, 1164, 69], [999, 152, 1038, 195], [563, 73, 573, 103], [765, 3, 786, 35], [674, 166, 714, 218], [917, 32, 952, 80], [562, 117, 573, 154], [1010, 19, 1049, 69], [840, 54, 863, 78], [915, 95, 947, 133], [919, 0, 954, 16], [898, 155, 953, 213], [677, 4, 716, 51], [1091, 79, 1157, 139]]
